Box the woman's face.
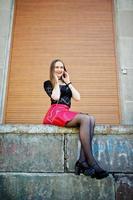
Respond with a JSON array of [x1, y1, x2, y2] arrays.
[[54, 61, 65, 79]]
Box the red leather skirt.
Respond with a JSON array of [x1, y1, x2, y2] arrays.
[[43, 104, 79, 127]]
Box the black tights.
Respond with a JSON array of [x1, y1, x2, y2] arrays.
[[65, 113, 96, 166], [79, 115, 95, 163]]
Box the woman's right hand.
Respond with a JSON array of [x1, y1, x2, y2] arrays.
[[53, 73, 59, 84]]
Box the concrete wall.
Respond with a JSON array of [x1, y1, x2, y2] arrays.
[[0, 0, 14, 123], [115, 0, 133, 124], [0, 124, 133, 200], [0, 0, 133, 125]]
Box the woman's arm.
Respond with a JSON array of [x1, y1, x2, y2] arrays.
[[51, 82, 60, 101], [62, 72, 80, 101], [51, 74, 61, 101], [68, 83, 80, 101]]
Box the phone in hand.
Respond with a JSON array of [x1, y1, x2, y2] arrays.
[[63, 72, 66, 78]]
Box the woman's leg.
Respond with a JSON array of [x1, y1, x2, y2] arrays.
[[65, 114, 96, 166], [66, 114, 109, 179], [79, 116, 95, 163]]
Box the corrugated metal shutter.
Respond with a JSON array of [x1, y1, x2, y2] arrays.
[[5, 0, 120, 124]]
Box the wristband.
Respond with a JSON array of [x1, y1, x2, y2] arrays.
[[67, 82, 72, 86]]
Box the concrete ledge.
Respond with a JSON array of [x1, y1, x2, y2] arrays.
[[0, 124, 133, 134], [0, 124, 78, 134], [0, 124, 133, 173], [0, 125, 133, 200], [0, 173, 115, 200]]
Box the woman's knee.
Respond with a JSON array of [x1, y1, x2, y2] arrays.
[[78, 114, 91, 125], [66, 113, 95, 127], [89, 115, 95, 126]]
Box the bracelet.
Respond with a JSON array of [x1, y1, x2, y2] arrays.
[[67, 82, 72, 86]]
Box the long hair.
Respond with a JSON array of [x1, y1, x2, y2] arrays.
[[50, 59, 67, 87]]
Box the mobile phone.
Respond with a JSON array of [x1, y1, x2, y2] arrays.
[[63, 72, 66, 78]]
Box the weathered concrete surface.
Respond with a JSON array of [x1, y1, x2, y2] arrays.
[[0, 133, 64, 172], [0, 0, 15, 124], [115, 0, 133, 124], [0, 173, 115, 200], [0, 124, 78, 134], [0, 124, 133, 135], [66, 134, 133, 173], [0, 124, 133, 200], [0, 124, 133, 173], [115, 174, 133, 200]]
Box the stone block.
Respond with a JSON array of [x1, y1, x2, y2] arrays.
[[119, 38, 133, 68], [124, 102, 133, 125], [0, 124, 78, 135], [0, 133, 64, 172], [0, 173, 115, 200], [121, 69, 133, 101], [117, 0, 133, 11], [66, 134, 133, 172], [0, 124, 133, 173], [0, 0, 14, 11], [0, 68, 3, 94], [110, 125, 133, 135], [0, 36, 7, 67], [118, 11, 133, 37], [64, 134, 79, 170], [0, 9, 12, 38], [115, 174, 133, 200]]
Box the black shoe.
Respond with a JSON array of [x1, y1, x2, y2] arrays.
[[91, 163, 109, 179], [75, 160, 95, 177]]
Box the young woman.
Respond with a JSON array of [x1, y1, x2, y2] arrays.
[[43, 59, 109, 179]]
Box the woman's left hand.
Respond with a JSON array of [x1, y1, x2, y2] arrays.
[[62, 71, 70, 84], [62, 71, 80, 101]]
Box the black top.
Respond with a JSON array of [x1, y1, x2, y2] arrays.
[[43, 80, 72, 107]]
